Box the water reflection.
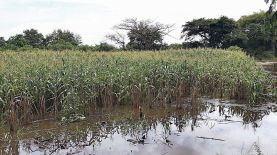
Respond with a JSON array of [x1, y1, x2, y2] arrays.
[[0, 99, 277, 155]]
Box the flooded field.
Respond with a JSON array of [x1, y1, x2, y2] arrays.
[[0, 63, 276, 155], [1, 100, 277, 155]]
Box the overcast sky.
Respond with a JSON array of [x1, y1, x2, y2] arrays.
[[0, 0, 269, 45]]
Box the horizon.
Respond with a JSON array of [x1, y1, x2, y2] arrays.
[[0, 0, 268, 45]]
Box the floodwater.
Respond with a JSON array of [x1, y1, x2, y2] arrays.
[[1, 64, 277, 155]]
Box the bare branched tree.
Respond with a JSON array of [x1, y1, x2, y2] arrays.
[[115, 18, 173, 36], [113, 18, 174, 50], [105, 32, 126, 50]]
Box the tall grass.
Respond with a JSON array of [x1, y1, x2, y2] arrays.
[[0, 49, 271, 130]]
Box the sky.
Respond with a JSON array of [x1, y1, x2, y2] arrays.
[[0, 0, 269, 45]]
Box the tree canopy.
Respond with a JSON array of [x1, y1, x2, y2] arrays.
[[106, 32, 126, 50], [181, 16, 237, 48], [0, 37, 5, 47], [114, 18, 173, 50], [238, 11, 271, 55], [7, 34, 29, 48], [45, 29, 82, 47], [23, 29, 44, 48]]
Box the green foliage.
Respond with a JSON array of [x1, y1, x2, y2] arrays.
[[168, 43, 183, 50], [227, 46, 243, 51], [0, 37, 5, 48], [3, 44, 17, 50], [256, 50, 276, 60], [6, 34, 29, 48], [18, 45, 34, 52], [45, 29, 82, 47], [181, 18, 215, 44], [238, 11, 274, 55], [78, 45, 94, 52], [182, 41, 205, 48], [222, 29, 248, 49], [0, 49, 271, 125], [209, 16, 237, 48], [23, 29, 44, 48], [181, 12, 276, 57], [48, 41, 75, 51], [95, 42, 116, 51], [182, 16, 237, 48]]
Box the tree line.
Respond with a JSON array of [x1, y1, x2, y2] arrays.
[[182, 11, 276, 58], [0, 1, 276, 57]]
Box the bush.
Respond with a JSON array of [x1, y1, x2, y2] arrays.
[[49, 42, 75, 51], [3, 44, 18, 50], [256, 51, 276, 60], [78, 45, 94, 52], [168, 43, 183, 50], [95, 43, 116, 52], [227, 46, 243, 51], [18, 45, 34, 52], [182, 41, 205, 48]]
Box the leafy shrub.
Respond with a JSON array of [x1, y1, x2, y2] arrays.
[[95, 43, 116, 52], [18, 45, 34, 52], [49, 42, 75, 51], [227, 46, 243, 51]]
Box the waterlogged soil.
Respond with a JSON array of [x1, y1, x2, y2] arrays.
[[0, 63, 277, 155]]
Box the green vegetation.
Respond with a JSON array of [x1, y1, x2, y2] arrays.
[[182, 16, 238, 48], [0, 49, 271, 131], [182, 12, 277, 57]]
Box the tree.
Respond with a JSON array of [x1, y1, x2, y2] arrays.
[[265, 0, 277, 13], [114, 18, 173, 50], [209, 16, 237, 48], [7, 34, 29, 48], [45, 29, 82, 47], [106, 32, 126, 50], [181, 16, 237, 48], [264, 0, 277, 55], [266, 15, 277, 56], [238, 11, 274, 55], [181, 18, 216, 47], [23, 29, 44, 48], [221, 29, 248, 49], [0, 37, 5, 47]]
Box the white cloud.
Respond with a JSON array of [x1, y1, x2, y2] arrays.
[[0, 0, 269, 44]]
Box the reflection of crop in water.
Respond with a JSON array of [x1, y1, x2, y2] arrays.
[[0, 102, 275, 154], [215, 103, 271, 128], [0, 135, 19, 155], [240, 141, 263, 155]]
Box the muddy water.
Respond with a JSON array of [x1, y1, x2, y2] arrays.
[[1, 64, 277, 155]]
